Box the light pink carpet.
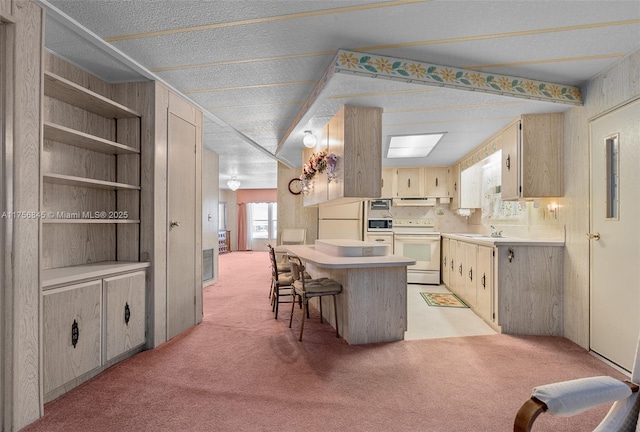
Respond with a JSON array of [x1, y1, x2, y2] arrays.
[[21, 251, 627, 432]]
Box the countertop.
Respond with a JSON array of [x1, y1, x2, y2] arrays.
[[442, 233, 565, 247], [287, 245, 416, 269]]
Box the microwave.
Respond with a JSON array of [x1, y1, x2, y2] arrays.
[[367, 218, 393, 231], [369, 199, 391, 211]]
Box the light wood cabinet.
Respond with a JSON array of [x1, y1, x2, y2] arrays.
[[441, 237, 450, 286], [395, 167, 425, 197], [449, 163, 461, 211], [463, 242, 478, 308], [495, 245, 563, 335], [103, 271, 146, 362], [366, 233, 393, 253], [381, 168, 395, 198], [424, 167, 449, 197], [475, 246, 494, 322], [501, 113, 564, 200], [41, 54, 149, 402], [43, 281, 103, 396], [442, 236, 562, 335], [303, 105, 382, 206]]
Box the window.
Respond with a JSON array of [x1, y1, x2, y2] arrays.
[[250, 202, 277, 240]]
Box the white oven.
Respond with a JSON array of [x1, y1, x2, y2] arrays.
[[393, 219, 441, 285]]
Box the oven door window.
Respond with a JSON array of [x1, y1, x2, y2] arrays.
[[395, 236, 440, 271], [403, 243, 432, 261]]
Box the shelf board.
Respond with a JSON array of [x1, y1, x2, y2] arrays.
[[44, 72, 140, 119], [42, 219, 140, 224], [42, 261, 151, 290], [43, 173, 140, 191], [44, 122, 139, 155]]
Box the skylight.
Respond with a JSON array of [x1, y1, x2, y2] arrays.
[[387, 133, 445, 158]]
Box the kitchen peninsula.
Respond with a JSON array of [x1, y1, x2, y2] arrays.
[[287, 240, 416, 345]]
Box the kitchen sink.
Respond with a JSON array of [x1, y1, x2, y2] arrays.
[[458, 234, 503, 239]]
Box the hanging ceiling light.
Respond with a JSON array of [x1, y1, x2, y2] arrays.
[[302, 130, 317, 148], [227, 176, 241, 191]]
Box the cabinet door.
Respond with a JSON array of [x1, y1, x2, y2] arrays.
[[425, 167, 449, 197], [43, 280, 102, 395], [381, 168, 395, 198], [396, 168, 424, 197], [103, 271, 146, 362], [476, 246, 493, 322], [501, 121, 520, 200], [450, 163, 460, 210], [441, 238, 450, 287], [455, 240, 466, 297], [448, 239, 457, 291], [464, 243, 478, 308]]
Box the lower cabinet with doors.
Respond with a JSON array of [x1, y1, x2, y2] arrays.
[[442, 235, 563, 335], [42, 265, 148, 402]]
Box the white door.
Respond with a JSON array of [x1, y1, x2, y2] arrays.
[[167, 113, 196, 340], [590, 98, 640, 371]]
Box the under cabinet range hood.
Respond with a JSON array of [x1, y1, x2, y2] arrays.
[[392, 197, 437, 207]]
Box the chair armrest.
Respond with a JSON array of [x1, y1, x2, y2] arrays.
[[514, 377, 637, 432]]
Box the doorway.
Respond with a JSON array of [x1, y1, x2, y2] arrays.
[[589, 98, 640, 372]]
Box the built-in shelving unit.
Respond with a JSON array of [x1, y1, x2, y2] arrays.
[[41, 55, 148, 402]]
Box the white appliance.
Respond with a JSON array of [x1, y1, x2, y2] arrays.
[[367, 218, 393, 232], [318, 201, 363, 240], [393, 218, 441, 284]]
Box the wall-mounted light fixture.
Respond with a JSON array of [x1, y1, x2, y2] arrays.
[[227, 176, 241, 191], [302, 130, 317, 148]]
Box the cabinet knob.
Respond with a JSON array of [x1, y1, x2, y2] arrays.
[[506, 154, 511, 171], [508, 247, 515, 262], [481, 273, 486, 288], [170, 220, 181, 228], [469, 268, 473, 281], [124, 302, 131, 325], [435, 177, 438, 187], [459, 263, 462, 276]]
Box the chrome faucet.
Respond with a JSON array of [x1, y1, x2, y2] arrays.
[[490, 225, 503, 238]]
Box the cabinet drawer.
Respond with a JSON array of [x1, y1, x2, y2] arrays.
[[103, 271, 146, 362], [43, 280, 102, 395]]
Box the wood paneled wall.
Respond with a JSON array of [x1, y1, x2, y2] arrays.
[[562, 48, 640, 348], [277, 163, 318, 244], [1, 1, 43, 430]]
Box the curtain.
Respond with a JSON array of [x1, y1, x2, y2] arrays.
[[238, 203, 248, 250]]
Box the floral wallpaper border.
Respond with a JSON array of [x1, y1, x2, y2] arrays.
[[334, 49, 583, 106], [460, 135, 501, 171]]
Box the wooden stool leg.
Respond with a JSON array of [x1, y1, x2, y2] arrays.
[[289, 292, 296, 328], [274, 289, 279, 319], [299, 298, 307, 341], [333, 295, 339, 337]]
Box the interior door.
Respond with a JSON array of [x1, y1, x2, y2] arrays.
[[167, 112, 196, 340], [590, 98, 640, 371]]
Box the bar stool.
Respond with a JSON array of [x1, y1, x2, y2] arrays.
[[288, 255, 342, 341]]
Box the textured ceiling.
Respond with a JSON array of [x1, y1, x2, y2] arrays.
[[39, 0, 640, 189]]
